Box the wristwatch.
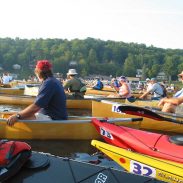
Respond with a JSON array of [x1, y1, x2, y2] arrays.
[[16, 113, 21, 119]]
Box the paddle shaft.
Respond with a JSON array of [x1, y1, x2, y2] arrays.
[[0, 117, 143, 124]]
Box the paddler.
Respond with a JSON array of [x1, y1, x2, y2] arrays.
[[7, 60, 67, 126]]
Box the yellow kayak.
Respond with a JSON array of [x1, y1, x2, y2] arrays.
[[91, 140, 183, 183]]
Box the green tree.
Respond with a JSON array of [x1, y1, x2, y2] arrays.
[[163, 56, 178, 82], [123, 54, 136, 76]]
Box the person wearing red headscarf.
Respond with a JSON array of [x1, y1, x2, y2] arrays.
[[7, 60, 67, 126]]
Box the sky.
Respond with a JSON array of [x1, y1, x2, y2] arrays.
[[0, 0, 183, 49]]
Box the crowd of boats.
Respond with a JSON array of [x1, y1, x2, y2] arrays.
[[0, 81, 182, 183]]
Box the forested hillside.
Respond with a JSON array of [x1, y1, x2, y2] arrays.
[[0, 37, 183, 80]]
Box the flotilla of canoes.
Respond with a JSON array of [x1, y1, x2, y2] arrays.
[[0, 83, 183, 182]]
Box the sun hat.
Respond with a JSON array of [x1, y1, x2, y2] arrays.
[[36, 60, 52, 71], [146, 78, 150, 81], [67, 69, 78, 75]]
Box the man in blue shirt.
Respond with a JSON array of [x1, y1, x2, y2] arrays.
[[7, 60, 67, 126]]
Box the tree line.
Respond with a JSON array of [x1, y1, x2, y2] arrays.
[[0, 37, 183, 80]]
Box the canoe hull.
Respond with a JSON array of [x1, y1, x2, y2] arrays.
[[0, 88, 24, 95], [0, 94, 125, 109], [0, 120, 98, 140], [92, 100, 183, 134], [0, 115, 139, 140]]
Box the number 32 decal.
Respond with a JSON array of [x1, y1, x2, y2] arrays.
[[130, 160, 156, 178]]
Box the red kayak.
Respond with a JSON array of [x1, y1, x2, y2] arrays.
[[92, 118, 183, 164]]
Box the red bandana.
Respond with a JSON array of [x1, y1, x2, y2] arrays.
[[36, 60, 52, 71]]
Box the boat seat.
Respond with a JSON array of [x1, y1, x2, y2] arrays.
[[169, 135, 183, 145]]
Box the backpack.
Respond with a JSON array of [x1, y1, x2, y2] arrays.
[[0, 140, 31, 182]]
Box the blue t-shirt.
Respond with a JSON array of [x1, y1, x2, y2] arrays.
[[93, 80, 103, 90], [34, 77, 67, 120]]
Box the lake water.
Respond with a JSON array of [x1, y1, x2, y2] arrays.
[[0, 105, 96, 157], [0, 105, 25, 112], [24, 139, 96, 157]]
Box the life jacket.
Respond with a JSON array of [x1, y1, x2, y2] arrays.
[[0, 140, 31, 182]]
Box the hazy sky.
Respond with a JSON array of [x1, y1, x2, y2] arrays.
[[0, 0, 183, 49]]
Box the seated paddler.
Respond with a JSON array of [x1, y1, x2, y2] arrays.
[[63, 69, 86, 99], [108, 76, 133, 99], [139, 78, 164, 100], [7, 60, 68, 126]]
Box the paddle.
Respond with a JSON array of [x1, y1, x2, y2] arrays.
[[0, 117, 143, 124], [118, 105, 183, 124]]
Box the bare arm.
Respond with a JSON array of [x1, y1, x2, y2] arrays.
[[158, 97, 183, 107], [18, 103, 40, 118], [139, 90, 151, 99], [7, 103, 40, 126]]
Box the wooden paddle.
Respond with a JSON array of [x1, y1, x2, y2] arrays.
[[118, 105, 183, 124], [0, 117, 143, 124]]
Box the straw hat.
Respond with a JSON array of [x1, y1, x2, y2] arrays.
[[67, 69, 78, 75]]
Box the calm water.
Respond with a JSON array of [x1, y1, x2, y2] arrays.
[[24, 140, 96, 157], [0, 105, 25, 112], [1, 104, 95, 157]]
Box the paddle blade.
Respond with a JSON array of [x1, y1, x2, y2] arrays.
[[126, 96, 136, 103], [118, 105, 164, 121]]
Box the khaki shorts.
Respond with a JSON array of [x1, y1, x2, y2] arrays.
[[35, 113, 52, 120]]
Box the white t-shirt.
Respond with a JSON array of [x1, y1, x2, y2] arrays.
[[2, 75, 11, 84], [146, 83, 152, 91], [148, 83, 163, 97]]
